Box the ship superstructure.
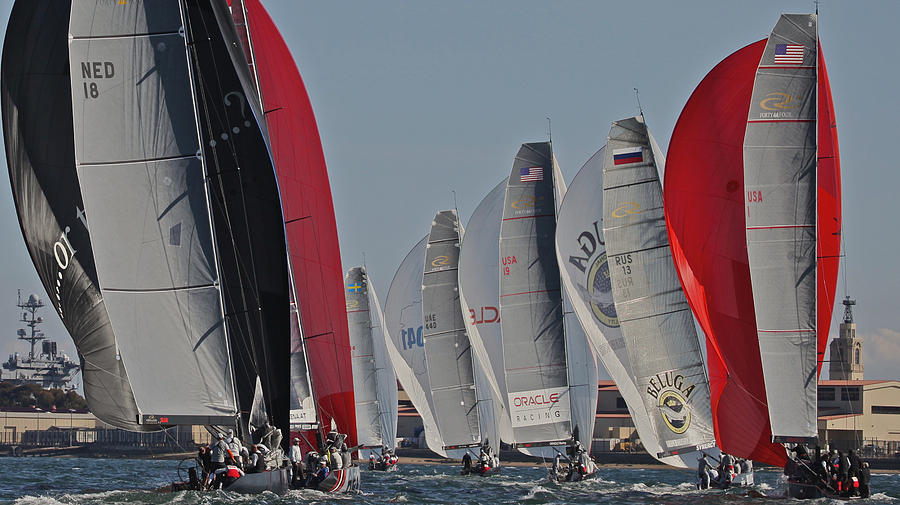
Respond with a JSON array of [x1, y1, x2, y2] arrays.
[[1, 291, 78, 390]]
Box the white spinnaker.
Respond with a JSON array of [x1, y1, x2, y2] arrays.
[[458, 178, 513, 445], [384, 237, 445, 456]]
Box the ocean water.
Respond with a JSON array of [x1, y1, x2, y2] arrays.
[[0, 457, 898, 505]]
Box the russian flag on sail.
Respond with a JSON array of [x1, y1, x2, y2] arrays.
[[613, 147, 643, 165]]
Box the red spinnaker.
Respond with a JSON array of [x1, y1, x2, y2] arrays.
[[664, 40, 786, 467], [243, 0, 357, 448], [816, 43, 842, 375]]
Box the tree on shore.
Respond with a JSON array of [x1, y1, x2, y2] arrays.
[[0, 381, 87, 410]]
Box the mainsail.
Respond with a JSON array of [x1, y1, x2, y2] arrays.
[[743, 14, 820, 442], [499, 142, 584, 452], [458, 179, 510, 446], [346, 267, 399, 457], [601, 116, 716, 462], [62, 0, 290, 438], [384, 237, 445, 456], [234, 0, 356, 446], [666, 13, 841, 465], [2, 0, 146, 431], [421, 210, 482, 451]]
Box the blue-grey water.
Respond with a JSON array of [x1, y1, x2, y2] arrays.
[[0, 457, 897, 504]]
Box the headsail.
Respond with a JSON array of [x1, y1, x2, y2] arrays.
[[347, 267, 398, 456], [601, 116, 716, 461], [2, 0, 147, 431], [236, 0, 356, 446], [499, 143, 572, 450], [384, 237, 445, 456]]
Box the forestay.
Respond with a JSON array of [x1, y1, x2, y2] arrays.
[[601, 116, 716, 460], [743, 14, 819, 442]]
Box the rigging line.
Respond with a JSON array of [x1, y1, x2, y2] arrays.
[[187, 3, 277, 426], [633, 88, 644, 118]]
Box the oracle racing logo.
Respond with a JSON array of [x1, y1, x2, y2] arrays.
[[647, 372, 696, 435], [512, 391, 559, 407]]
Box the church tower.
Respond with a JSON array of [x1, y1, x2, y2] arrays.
[[829, 296, 864, 380]]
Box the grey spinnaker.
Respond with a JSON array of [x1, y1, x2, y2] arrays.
[[65, 0, 290, 438], [347, 266, 398, 457], [1, 0, 148, 431], [499, 142, 572, 449], [384, 236, 445, 456], [601, 116, 716, 462], [422, 210, 481, 451], [459, 179, 512, 446], [744, 14, 819, 442]]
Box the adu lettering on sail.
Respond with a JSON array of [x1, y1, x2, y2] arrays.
[[743, 14, 840, 443], [346, 267, 398, 457], [499, 143, 573, 449], [665, 37, 786, 466], [458, 179, 511, 446], [66, 0, 290, 436], [384, 237, 445, 456], [601, 117, 716, 463], [230, 0, 354, 446], [2, 0, 147, 431]]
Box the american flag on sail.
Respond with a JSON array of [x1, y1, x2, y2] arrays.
[[520, 166, 543, 182], [774, 44, 804, 65]]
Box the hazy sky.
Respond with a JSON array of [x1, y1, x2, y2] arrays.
[[0, 1, 897, 384]]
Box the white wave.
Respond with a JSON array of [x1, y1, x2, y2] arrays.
[[869, 492, 895, 501], [12, 496, 67, 505], [522, 485, 552, 501]]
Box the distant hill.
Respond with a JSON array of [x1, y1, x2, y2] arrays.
[[0, 381, 87, 411]]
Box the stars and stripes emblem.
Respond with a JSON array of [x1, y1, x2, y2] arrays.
[[774, 44, 804, 65], [520, 166, 543, 182]]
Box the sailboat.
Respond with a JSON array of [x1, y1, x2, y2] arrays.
[[345, 267, 399, 471], [665, 13, 842, 498], [4, 0, 295, 494], [499, 142, 599, 482], [557, 117, 722, 478], [229, 0, 360, 492], [421, 210, 500, 475]]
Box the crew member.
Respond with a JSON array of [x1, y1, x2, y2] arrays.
[[210, 432, 229, 470], [289, 438, 303, 485]]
